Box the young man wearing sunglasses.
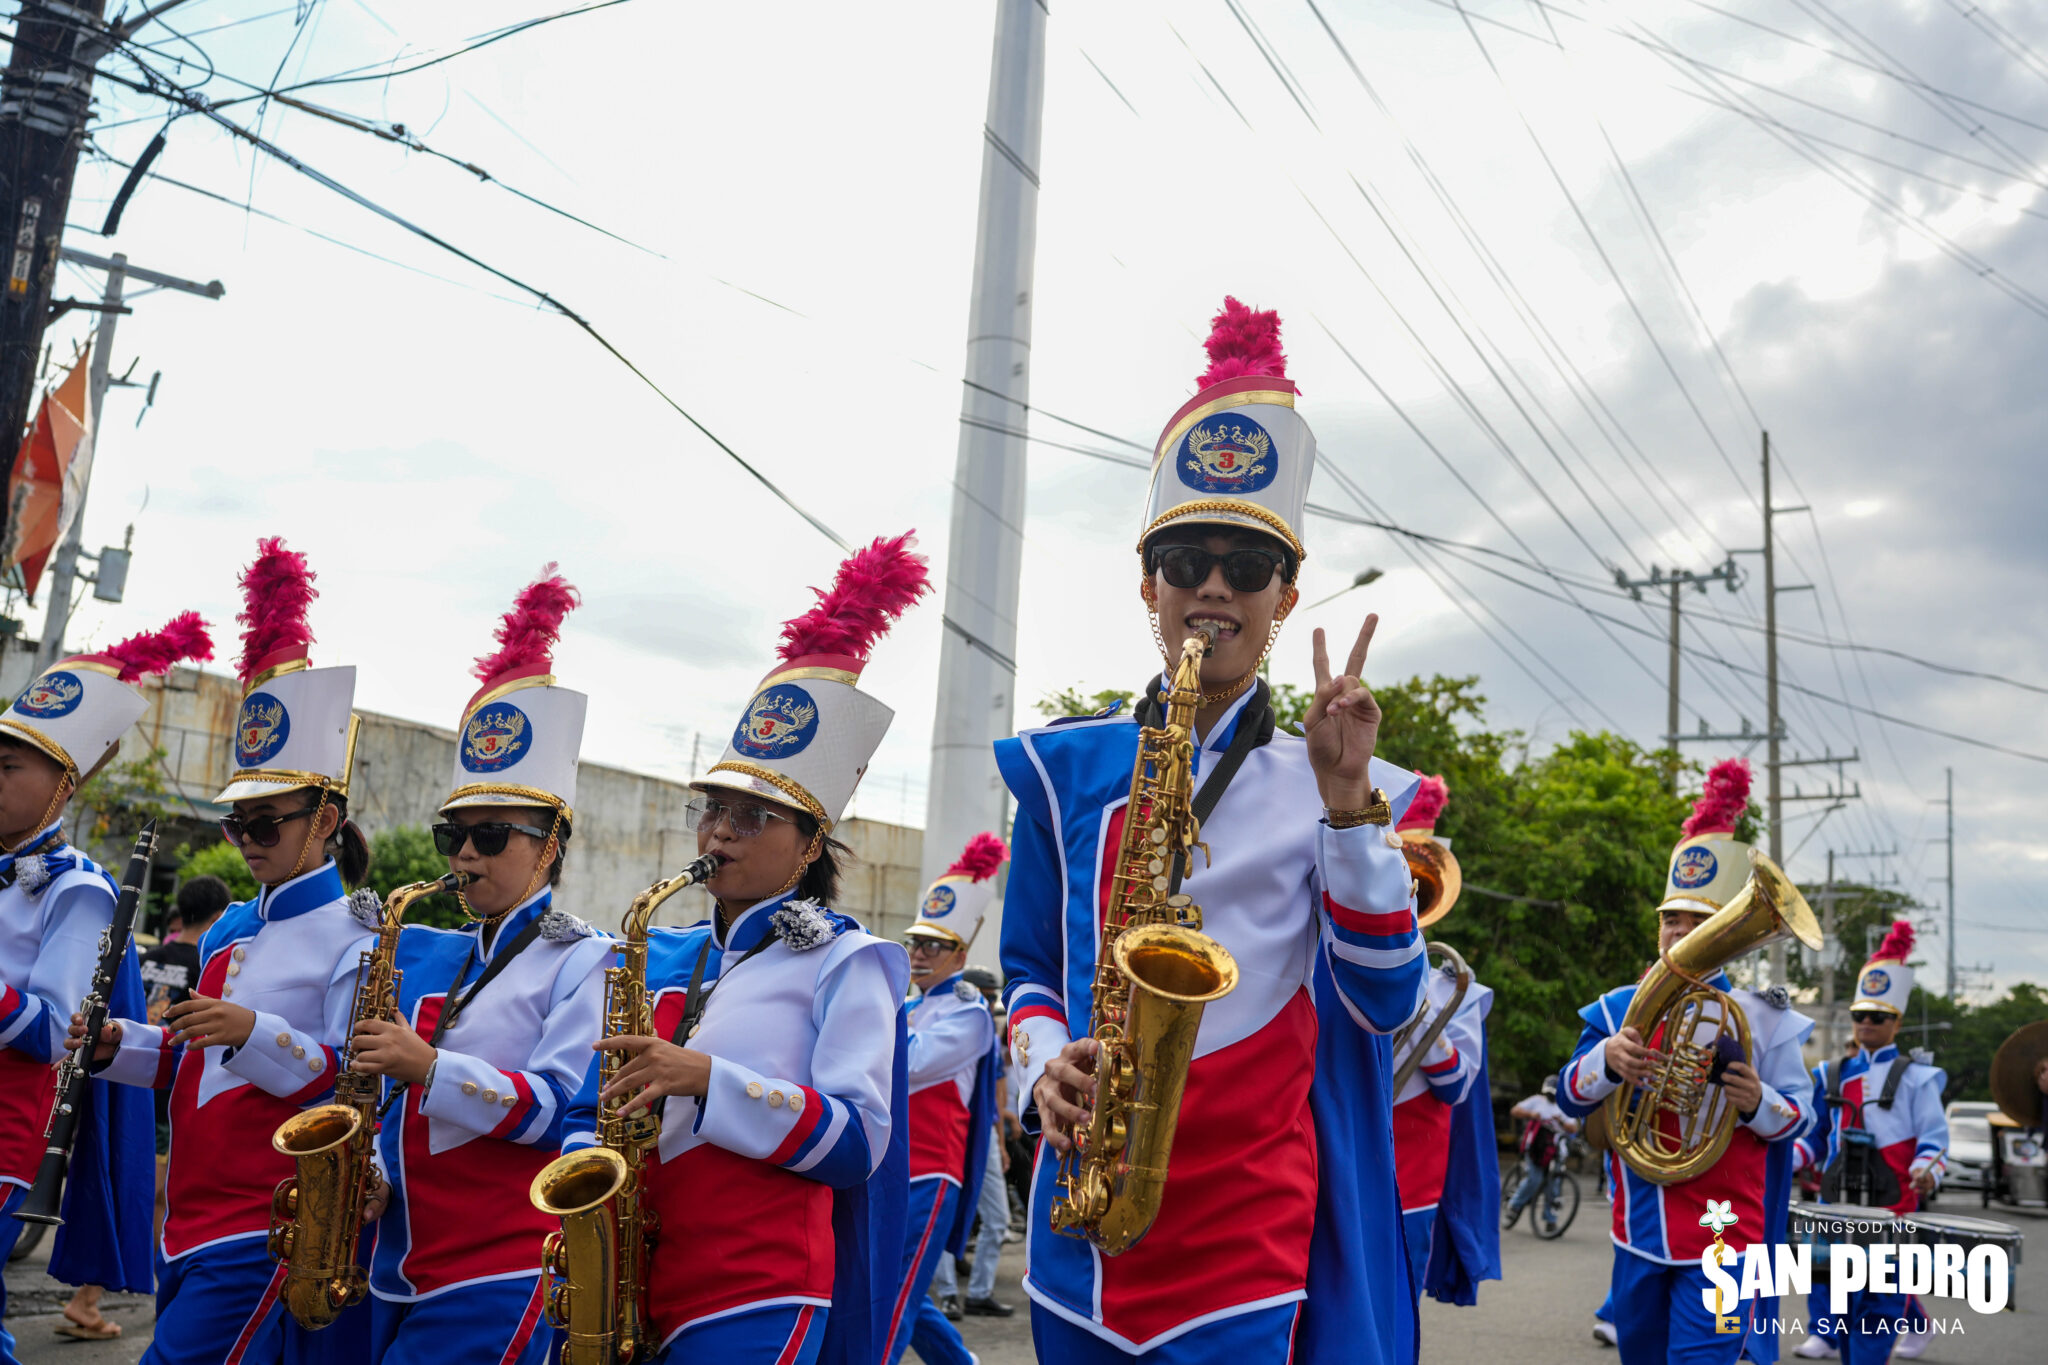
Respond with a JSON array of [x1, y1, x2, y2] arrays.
[[879, 834, 1005, 1365], [998, 300, 1429, 1365], [342, 570, 612, 1365], [1555, 760, 1816, 1365], [1791, 921, 1948, 1365], [0, 617, 210, 1364], [79, 541, 387, 1365]]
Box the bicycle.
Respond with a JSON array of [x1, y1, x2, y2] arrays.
[[1502, 1135, 1582, 1239]]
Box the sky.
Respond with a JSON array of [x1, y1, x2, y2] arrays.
[[15, 0, 2046, 995]]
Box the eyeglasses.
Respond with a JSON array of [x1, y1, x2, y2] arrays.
[[1849, 1010, 1893, 1025], [220, 805, 321, 849], [684, 796, 796, 839], [1149, 543, 1287, 594], [904, 938, 954, 956], [431, 820, 553, 857]]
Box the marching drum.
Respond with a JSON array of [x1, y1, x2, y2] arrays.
[[1790, 1202, 1899, 1285], [1901, 1212, 2025, 1310]]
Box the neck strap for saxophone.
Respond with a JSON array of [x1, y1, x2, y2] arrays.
[[430, 918, 547, 1046], [670, 927, 778, 1048], [1137, 677, 1276, 895]]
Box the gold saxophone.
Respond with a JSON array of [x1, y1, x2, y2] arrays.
[[529, 852, 723, 1365], [1605, 848, 1821, 1184], [268, 872, 471, 1329], [1050, 626, 1240, 1256]]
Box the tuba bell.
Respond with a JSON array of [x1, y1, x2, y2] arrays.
[[1605, 848, 1822, 1185], [1402, 829, 1462, 930]]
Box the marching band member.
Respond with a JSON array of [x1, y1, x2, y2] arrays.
[[75, 539, 380, 1364], [881, 833, 1005, 1365], [1, 616, 210, 1363], [1387, 776, 1500, 1307], [558, 533, 926, 1364], [1791, 922, 1949, 1365], [349, 569, 612, 1364], [1555, 760, 1816, 1365], [999, 299, 1427, 1363]]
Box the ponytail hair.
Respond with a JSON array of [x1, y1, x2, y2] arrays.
[[322, 793, 370, 888]]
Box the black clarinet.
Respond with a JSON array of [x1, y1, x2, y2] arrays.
[[17, 819, 157, 1226]]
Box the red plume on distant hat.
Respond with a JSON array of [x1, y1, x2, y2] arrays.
[[1397, 774, 1449, 833], [947, 832, 1009, 882], [1196, 296, 1288, 391], [1870, 919, 1916, 964], [99, 611, 214, 683], [234, 537, 317, 686], [776, 532, 932, 675], [471, 564, 579, 702], [1682, 759, 1752, 838]]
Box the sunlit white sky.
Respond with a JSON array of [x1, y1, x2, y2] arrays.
[[20, 0, 2047, 993]]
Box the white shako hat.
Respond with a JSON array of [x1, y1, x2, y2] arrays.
[[906, 831, 1008, 949], [1139, 296, 1315, 567], [442, 566, 586, 822], [0, 613, 214, 780], [697, 533, 931, 830], [1659, 758, 1757, 915], [216, 538, 361, 804], [1852, 920, 1917, 1015]]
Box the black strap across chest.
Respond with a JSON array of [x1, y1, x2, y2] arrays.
[[1824, 1053, 1912, 1125], [669, 926, 777, 1047], [1136, 678, 1276, 895], [429, 917, 546, 1046]]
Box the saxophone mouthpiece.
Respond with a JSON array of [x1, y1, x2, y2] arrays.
[[686, 852, 725, 885], [442, 871, 474, 892]]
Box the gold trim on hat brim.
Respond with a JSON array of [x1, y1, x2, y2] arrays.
[[464, 673, 558, 721], [213, 768, 347, 804], [905, 923, 966, 946], [1656, 895, 1724, 916], [244, 658, 311, 694], [698, 761, 830, 828], [1138, 500, 1305, 562], [441, 783, 573, 824], [761, 665, 861, 688], [1849, 1000, 1905, 1016], [0, 718, 79, 778], [1154, 389, 1298, 465]]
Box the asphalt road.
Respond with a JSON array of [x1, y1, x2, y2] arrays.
[[8, 1195, 2042, 1363]]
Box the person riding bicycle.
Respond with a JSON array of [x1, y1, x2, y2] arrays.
[[1504, 1077, 1580, 1226]]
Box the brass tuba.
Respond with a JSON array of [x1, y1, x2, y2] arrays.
[[1605, 848, 1822, 1185], [1048, 625, 1239, 1256], [268, 872, 470, 1329], [1389, 942, 1473, 1096], [1402, 829, 1462, 930], [529, 852, 722, 1365]]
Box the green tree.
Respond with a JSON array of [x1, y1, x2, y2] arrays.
[[173, 839, 259, 903], [1034, 686, 1135, 719], [365, 826, 466, 928]]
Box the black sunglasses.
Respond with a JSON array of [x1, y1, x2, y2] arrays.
[[432, 820, 553, 858], [220, 805, 321, 849], [1149, 544, 1286, 594], [1849, 1010, 1893, 1025]]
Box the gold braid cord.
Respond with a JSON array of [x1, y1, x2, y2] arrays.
[[1136, 500, 1305, 562], [702, 761, 828, 825]]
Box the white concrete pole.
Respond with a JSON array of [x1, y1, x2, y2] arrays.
[[920, 0, 1047, 968]]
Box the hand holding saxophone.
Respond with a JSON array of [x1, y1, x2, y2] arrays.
[[164, 993, 257, 1050], [1305, 615, 1383, 809], [1032, 1037, 1100, 1154], [592, 1035, 711, 1115], [348, 1017, 436, 1085]]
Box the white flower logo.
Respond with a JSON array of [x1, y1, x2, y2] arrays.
[[1699, 1199, 1738, 1236]]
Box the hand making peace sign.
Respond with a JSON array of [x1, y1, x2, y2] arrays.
[[1304, 614, 1383, 810]]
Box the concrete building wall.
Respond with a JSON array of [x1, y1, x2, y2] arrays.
[[1, 647, 925, 936]]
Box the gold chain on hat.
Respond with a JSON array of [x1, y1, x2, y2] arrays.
[[458, 805, 564, 925]]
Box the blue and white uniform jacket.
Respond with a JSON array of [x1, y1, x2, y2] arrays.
[[997, 688, 1428, 1358], [1791, 1043, 1948, 1215], [1391, 969, 1493, 1214], [372, 886, 611, 1301], [905, 972, 997, 1255], [561, 891, 910, 1365], [1558, 974, 1815, 1264], [100, 860, 374, 1260]]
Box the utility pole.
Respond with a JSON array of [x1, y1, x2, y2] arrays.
[[1936, 767, 1956, 997], [920, 0, 1047, 968], [33, 248, 222, 668], [1819, 849, 1838, 1056], [1618, 558, 1740, 789], [1759, 432, 1812, 987]]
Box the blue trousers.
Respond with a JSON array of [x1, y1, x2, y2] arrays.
[[1401, 1207, 1436, 1303], [1804, 1287, 1905, 1365], [1, 1185, 27, 1365], [1610, 1248, 1747, 1365], [145, 1234, 370, 1365], [648, 1303, 826, 1364], [371, 1276, 553, 1365], [883, 1178, 972, 1365], [932, 1129, 1007, 1303], [1029, 1298, 1301, 1361]]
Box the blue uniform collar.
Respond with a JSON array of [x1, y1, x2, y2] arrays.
[[0, 821, 65, 871], [258, 860, 344, 921], [716, 891, 792, 955], [1857, 1043, 1899, 1067], [476, 886, 553, 959], [916, 971, 966, 1005]]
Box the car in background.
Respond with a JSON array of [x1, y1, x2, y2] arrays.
[[1944, 1100, 1998, 1191]]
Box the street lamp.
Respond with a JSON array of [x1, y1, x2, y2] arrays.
[[1306, 566, 1384, 611]]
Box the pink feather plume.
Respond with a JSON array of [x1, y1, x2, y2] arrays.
[[472, 564, 581, 683], [946, 832, 1009, 882], [1871, 919, 1916, 962], [101, 611, 214, 683], [777, 532, 932, 663], [1397, 774, 1449, 831], [1682, 758, 1753, 838], [235, 537, 318, 685], [1195, 296, 1288, 390]]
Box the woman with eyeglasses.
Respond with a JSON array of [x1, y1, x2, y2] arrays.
[[76, 539, 385, 1365], [342, 569, 611, 1365], [556, 534, 927, 1365]]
